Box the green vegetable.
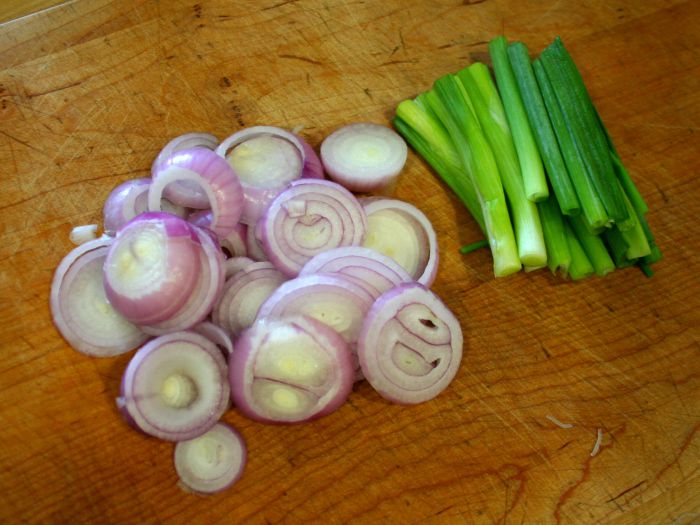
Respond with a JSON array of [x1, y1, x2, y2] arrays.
[[539, 37, 631, 229], [533, 58, 609, 228], [489, 36, 548, 202], [537, 195, 571, 276], [457, 63, 546, 267], [427, 75, 521, 276], [564, 221, 595, 280], [507, 41, 580, 216], [459, 239, 489, 254], [568, 215, 615, 276]]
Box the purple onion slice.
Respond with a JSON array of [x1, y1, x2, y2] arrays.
[[119, 331, 230, 441], [151, 133, 219, 209], [229, 316, 354, 424], [299, 246, 412, 300], [358, 283, 463, 405], [103, 178, 187, 236], [174, 423, 246, 494], [260, 179, 367, 276], [216, 126, 323, 225], [320, 123, 407, 192], [192, 322, 234, 356], [224, 256, 256, 279], [149, 148, 244, 238], [141, 225, 225, 335], [245, 220, 268, 262], [362, 198, 438, 287], [50, 237, 149, 357], [103, 213, 202, 326], [256, 273, 374, 349], [212, 262, 287, 338]]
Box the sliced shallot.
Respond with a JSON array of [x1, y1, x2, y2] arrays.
[[103, 178, 186, 236], [259, 179, 367, 276], [103, 213, 201, 326], [216, 126, 323, 225], [362, 198, 438, 287], [299, 246, 412, 299], [141, 225, 225, 335], [224, 256, 256, 279], [320, 122, 407, 192], [358, 283, 462, 404], [189, 210, 248, 258], [51, 237, 148, 357], [256, 273, 374, 348], [174, 423, 246, 494], [119, 331, 230, 441], [246, 220, 268, 262], [149, 148, 244, 238], [69, 224, 99, 245], [152, 133, 219, 209], [213, 262, 287, 338], [229, 316, 354, 424], [192, 322, 234, 356]]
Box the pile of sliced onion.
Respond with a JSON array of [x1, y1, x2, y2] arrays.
[[51, 122, 459, 496]]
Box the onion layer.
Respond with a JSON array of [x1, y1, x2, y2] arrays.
[[174, 423, 246, 494], [362, 198, 439, 286], [320, 123, 407, 192], [229, 316, 354, 424], [152, 133, 219, 208], [260, 179, 367, 276], [51, 237, 149, 357], [119, 331, 230, 441], [299, 246, 412, 299], [149, 148, 244, 238], [103, 213, 202, 326], [216, 126, 323, 225], [358, 283, 462, 404]]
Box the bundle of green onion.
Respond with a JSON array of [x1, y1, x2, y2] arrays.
[[393, 36, 662, 279]]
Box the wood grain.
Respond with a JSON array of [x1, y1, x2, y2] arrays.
[[0, 1, 698, 523], [0, 0, 67, 24]]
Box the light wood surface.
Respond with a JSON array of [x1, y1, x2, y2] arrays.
[[1, 1, 698, 523], [0, 0, 66, 23]]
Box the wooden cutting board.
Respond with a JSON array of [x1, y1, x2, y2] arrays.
[[1, 1, 698, 523]]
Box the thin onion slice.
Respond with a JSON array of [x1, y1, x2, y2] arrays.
[[174, 423, 246, 494], [358, 283, 462, 404], [141, 226, 225, 335], [246, 220, 268, 262], [149, 148, 244, 238], [216, 126, 323, 225], [256, 273, 374, 348], [69, 224, 99, 245], [212, 262, 287, 338], [188, 211, 248, 258], [103, 179, 186, 236], [299, 246, 412, 299], [362, 198, 438, 287], [260, 179, 367, 276], [320, 123, 407, 192], [103, 213, 202, 326], [229, 316, 354, 424], [152, 133, 219, 209], [51, 237, 149, 357], [192, 322, 234, 356], [119, 331, 230, 441]]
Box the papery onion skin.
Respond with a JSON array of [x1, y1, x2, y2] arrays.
[[103, 212, 202, 326], [51, 237, 149, 357], [150, 148, 244, 239], [119, 331, 230, 441], [229, 315, 354, 424], [259, 179, 367, 277], [358, 283, 463, 405]]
